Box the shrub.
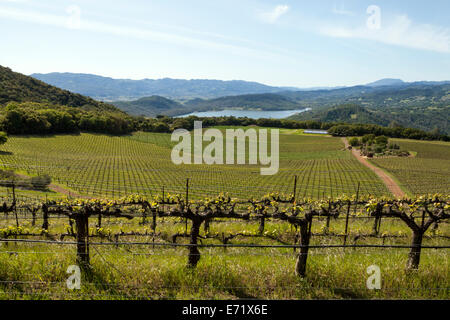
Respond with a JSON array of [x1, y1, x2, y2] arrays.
[[387, 142, 400, 150], [30, 174, 52, 190], [375, 135, 389, 145], [362, 134, 376, 144], [153, 122, 170, 133], [373, 144, 385, 154], [349, 137, 360, 147]]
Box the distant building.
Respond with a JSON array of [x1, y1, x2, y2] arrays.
[[303, 130, 328, 135]]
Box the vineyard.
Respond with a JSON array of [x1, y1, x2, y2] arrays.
[[371, 139, 450, 195], [0, 129, 448, 299], [0, 192, 448, 299], [0, 130, 391, 200]]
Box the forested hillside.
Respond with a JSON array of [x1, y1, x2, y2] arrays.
[[289, 102, 449, 134], [0, 66, 120, 112], [113, 96, 186, 117], [0, 66, 133, 134], [111, 93, 304, 117]]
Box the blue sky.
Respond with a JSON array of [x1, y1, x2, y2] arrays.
[[1, 0, 449, 87]]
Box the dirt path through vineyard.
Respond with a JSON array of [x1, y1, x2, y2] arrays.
[[14, 173, 92, 199], [342, 138, 406, 198]]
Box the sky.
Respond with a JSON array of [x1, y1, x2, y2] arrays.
[[1, 0, 449, 87]]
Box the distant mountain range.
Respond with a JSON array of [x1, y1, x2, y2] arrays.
[[365, 78, 405, 87], [112, 81, 450, 133], [30, 72, 300, 101], [3, 65, 448, 135], [28, 71, 449, 134], [286, 82, 450, 134]]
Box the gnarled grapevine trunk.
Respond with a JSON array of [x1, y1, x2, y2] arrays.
[[258, 216, 265, 235], [295, 219, 311, 277], [203, 219, 210, 233], [151, 209, 157, 232], [407, 230, 423, 270], [372, 204, 382, 235], [31, 211, 36, 226]]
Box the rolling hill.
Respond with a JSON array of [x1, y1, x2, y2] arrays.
[[111, 93, 305, 117], [366, 78, 405, 87], [25, 69, 450, 133], [112, 81, 450, 134], [0, 66, 120, 113], [113, 96, 186, 117], [292, 104, 389, 126], [0, 66, 132, 134], [31, 72, 299, 101]]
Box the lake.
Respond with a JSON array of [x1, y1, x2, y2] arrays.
[[177, 108, 310, 119]]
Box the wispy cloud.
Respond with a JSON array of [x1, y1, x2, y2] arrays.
[[260, 5, 289, 24], [320, 15, 450, 53], [0, 5, 294, 61], [332, 4, 354, 16]]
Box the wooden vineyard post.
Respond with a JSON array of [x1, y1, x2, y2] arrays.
[[293, 225, 299, 253], [293, 175, 298, 201], [343, 199, 351, 247], [75, 211, 90, 269], [344, 182, 360, 247], [12, 183, 19, 228]]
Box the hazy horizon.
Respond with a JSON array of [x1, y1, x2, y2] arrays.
[[27, 71, 449, 90]]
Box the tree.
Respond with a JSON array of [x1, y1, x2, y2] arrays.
[[362, 134, 376, 144], [349, 137, 360, 147], [153, 122, 170, 133], [375, 135, 388, 145]]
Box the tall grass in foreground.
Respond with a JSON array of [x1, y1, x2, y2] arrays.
[[0, 243, 448, 300]]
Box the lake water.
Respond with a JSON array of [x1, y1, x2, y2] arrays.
[[177, 108, 310, 119]]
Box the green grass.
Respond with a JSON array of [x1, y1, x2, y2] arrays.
[[0, 212, 448, 300]]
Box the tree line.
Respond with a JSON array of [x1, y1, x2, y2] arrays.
[[0, 102, 448, 141]]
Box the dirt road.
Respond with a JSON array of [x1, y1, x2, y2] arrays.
[[342, 138, 405, 198], [14, 173, 92, 199]]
